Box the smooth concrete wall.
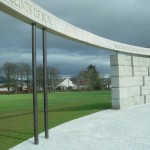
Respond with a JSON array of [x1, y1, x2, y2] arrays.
[[110, 54, 150, 109]]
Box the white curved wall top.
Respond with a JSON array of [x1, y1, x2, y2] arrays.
[[0, 0, 150, 56]]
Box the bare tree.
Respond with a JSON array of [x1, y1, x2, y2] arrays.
[[12, 62, 31, 93], [78, 70, 88, 90], [13, 63, 20, 93], [1, 62, 16, 94], [36, 64, 43, 92], [47, 66, 60, 92], [23, 63, 31, 90]]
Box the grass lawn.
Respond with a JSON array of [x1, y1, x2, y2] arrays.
[[0, 90, 111, 150]]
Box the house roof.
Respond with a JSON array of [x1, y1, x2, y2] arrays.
[[58, 78, 77, 87]]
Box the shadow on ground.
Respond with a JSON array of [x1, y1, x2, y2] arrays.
[[0, 102, 111, 120]]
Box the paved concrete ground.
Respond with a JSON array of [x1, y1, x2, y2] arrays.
[[10, 104, 150, 150]]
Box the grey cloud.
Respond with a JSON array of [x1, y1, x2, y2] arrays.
[[0, 0, 150, 76], [46, 52, 111, 76], [33, 0, 150, 46]]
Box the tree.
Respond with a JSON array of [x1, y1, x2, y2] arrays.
[[16, 63, 25, 93], [79, 65, 101, 91], [11, 62, 31, 93], [1, 62, 16, 94], [78, 70, 88, 90], [47, 66, 60, 92], [19, 63, 32, 92], [36, 64, 43, 92], [86, 65, 101, 90], [12, 63, 20, 93], [36, 65, 60, 92], [23, 63, 31, 90]]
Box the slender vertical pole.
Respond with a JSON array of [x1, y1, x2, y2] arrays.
[[43, 28, 49, 138], [32, 23, 39, 144]]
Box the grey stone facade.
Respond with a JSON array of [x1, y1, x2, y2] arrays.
[[111, 54, 150, 109]]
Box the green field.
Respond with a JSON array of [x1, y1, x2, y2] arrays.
[[0, 91, 111, 150]]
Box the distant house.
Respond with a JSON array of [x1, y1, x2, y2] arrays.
[[70, 77, 88, 90], [0, 82, 29, 93], [17, 82, 28, 91], [77, 79, 88, 90], [0, 87, 15, 92], [101, 78, 111, 89], [57, 78, 77, 90]]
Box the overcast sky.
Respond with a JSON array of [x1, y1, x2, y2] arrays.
[[0, 0, 150, 77]]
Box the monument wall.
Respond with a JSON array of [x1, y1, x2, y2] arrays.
[[111, 54, 150, 109]]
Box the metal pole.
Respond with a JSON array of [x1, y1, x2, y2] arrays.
[[43, 28, 49, 138], [32, 23, 39, 144]]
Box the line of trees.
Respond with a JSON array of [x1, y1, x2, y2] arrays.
[[36, 64, 60, 92], [0, 62, 102, 93], [1, 62, 31, 94], [0, 62, 60, 94]]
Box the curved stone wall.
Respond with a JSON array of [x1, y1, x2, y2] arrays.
[[0, 0, 150, 56]]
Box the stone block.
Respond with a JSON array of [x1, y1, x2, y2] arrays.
[[143, 76, 150, 86], [133, 66, 148, 76], [111, 66, 133, 77], [145, 95, 150, 103], [143, 58, 150, 67], [111, 88, 126, 99], [112, 96, 144, 109], [119, 98, 134, 109], [110, 54, 132, 66], [133, 76, 143, 86], [134, 96, 145, 105], [132, 56, 140, 67], [141, 86, 150, 95], [111, 77, 119, 88], [111, 76, 143, 88], [111, 86, 141, 99], [129, 86, 141, 97], [113, 98, 132, 109], [112, 99, 120, 109], [148, 67, 150, 76], [132, 56, 150, 67]]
